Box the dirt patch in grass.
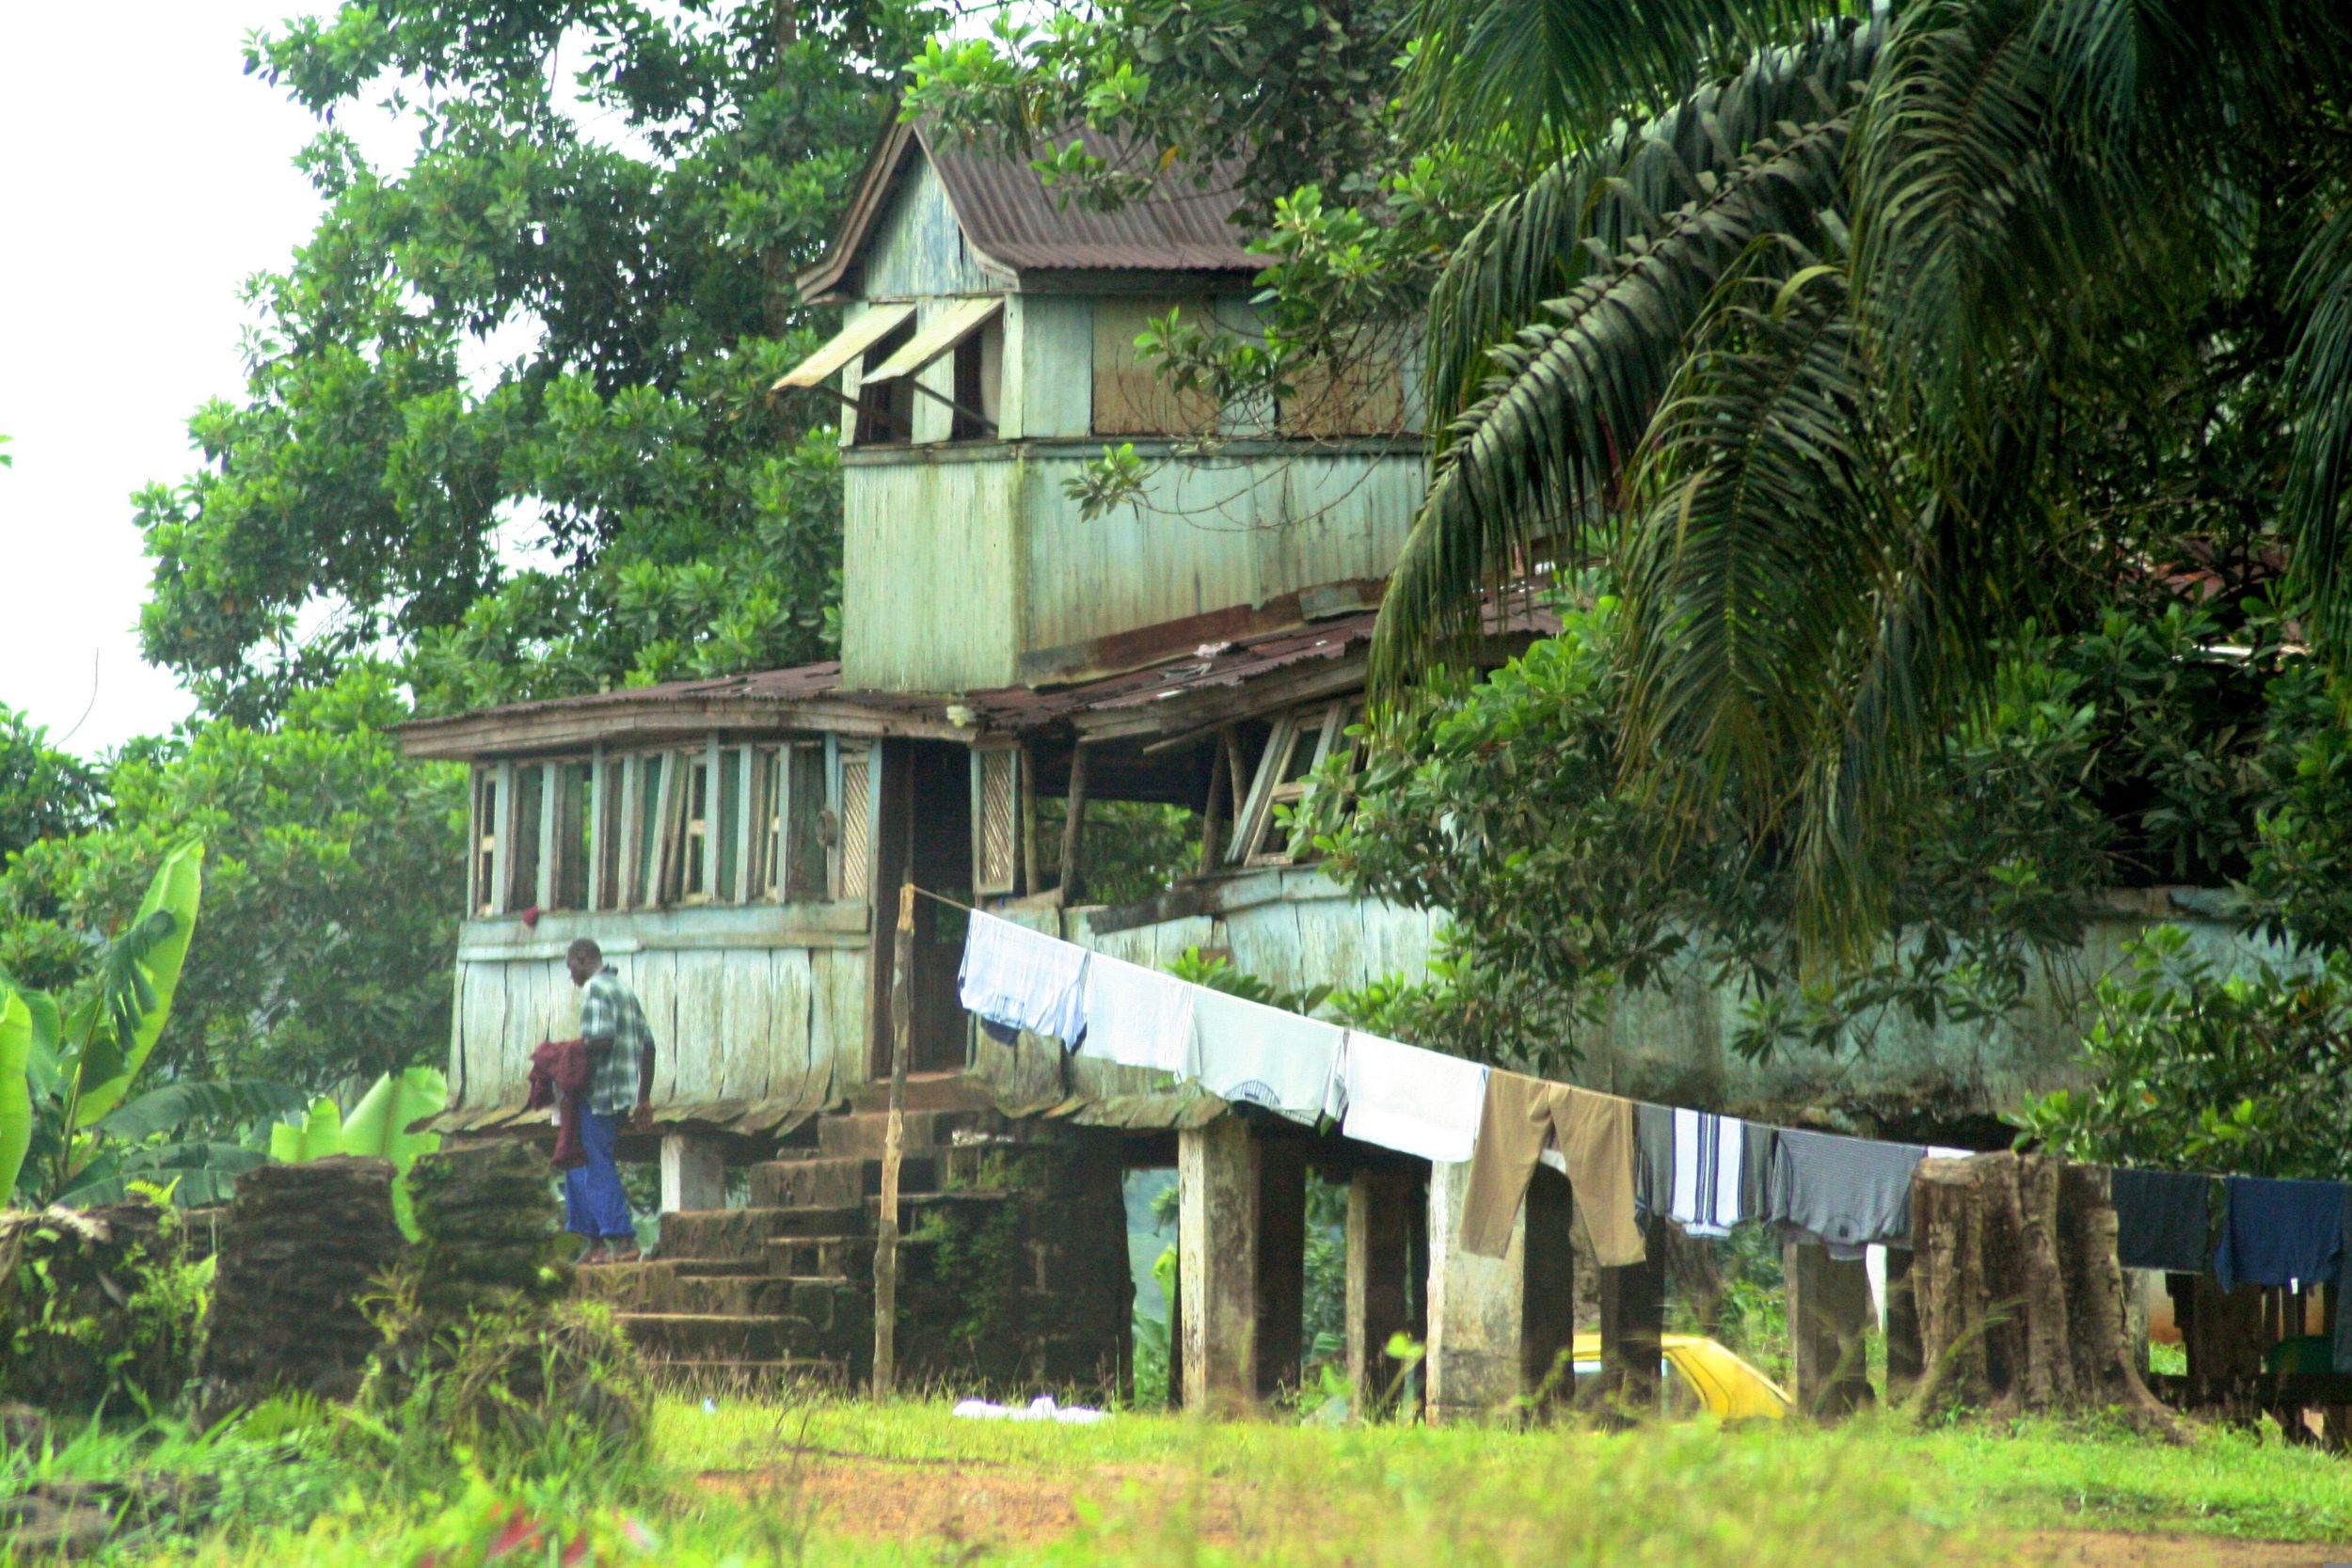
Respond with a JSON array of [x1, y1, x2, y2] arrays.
[[2012, 1531, 2339, 1566], [699, 1452, 1244, 1549], [702, 1453, 2342, 1565]]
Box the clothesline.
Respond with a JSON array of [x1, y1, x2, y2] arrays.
[[942, 894, 2352, 1332]]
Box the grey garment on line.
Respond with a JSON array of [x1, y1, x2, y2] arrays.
[[1634, 1103, 1675, 1219], [1767, 1129, 1928, 1251]]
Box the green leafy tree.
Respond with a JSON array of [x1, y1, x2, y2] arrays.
[[1300, 591, 2301, 1071], [2014, 927, 2352, 1180], [137, 0, 936, 721], [0, 667, 466, 1090], [0, 706, 103, 865], [1368, 0, 2352, 953]]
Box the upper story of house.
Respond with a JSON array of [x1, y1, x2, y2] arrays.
[[776, 119, 1427, 695]]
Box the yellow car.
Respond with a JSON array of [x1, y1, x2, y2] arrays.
[[1568, 1333, 1791, 1420]]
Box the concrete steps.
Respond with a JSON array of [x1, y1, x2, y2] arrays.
[[817, 1107, 1007, 1159], [617, 1311, 787, 1361], [584, 1087, 1023, 1386], [747, 1154, 937, 1210]]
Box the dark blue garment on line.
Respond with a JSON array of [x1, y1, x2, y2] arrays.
[[563, 1104, 636, 1241], [2212, 1175, 2344, 1291]]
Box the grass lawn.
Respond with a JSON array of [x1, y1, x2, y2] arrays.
[[15, 1395, 2352, 1566]]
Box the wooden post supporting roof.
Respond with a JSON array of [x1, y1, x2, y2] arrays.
[[872, 880, 914, 1397], [1178, 1117, 1256, 1413], [1786, 1239, 1875, 1418], [1057, 743, 1090, 904], [1346, 1165, 1419, 1418], [1593, 1212, 1664, 1418], [1424, 1158, 1525, 1424]]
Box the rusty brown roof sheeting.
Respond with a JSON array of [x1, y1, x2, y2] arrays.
[[394, 599, 1557, 758], [917, 124, 1262, 276]]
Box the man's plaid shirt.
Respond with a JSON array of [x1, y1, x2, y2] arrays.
[[577, 965, 655, 1117]]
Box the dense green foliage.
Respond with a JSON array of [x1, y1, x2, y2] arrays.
[[2016, 927, 2352, 1180], [918, 0, 2352, 960], [1, 670, 463, 1092], [0, 708, 103, 865], [136, 0, 940, 722]]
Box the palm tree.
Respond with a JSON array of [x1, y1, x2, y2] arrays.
[[1375, 0, 2352, 949]]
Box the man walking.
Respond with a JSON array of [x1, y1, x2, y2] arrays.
[[566, 937, 656, 1264]]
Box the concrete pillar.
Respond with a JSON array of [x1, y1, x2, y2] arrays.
[[1179, 1117, 1257, 1412], [1884, 1248, 1924, 1396], [1425, 1159, 1525, 1423], [1347, 1166, 1418, 1416], [1521, 1165, 1578, 1411], [1594, 1213, 1665, 1417], [1786, 1240, 1874, 1418], [1255, 1137, 1308, 1399], [660, 1132, 726, 1214]]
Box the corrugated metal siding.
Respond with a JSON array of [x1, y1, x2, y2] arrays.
[[842, 459, 1025, 690], [865, 160, 1001, 299], [1021, 448, 1423, 657]]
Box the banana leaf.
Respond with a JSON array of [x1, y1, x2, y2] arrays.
[[62, 1141, 271, 1208], [96, 1080, 309, 1140], [0, 988, 32, 1202], [72, 842, 205, 1129], [338, 1068, 448, 1238], [270, 1097, 346, 1164]]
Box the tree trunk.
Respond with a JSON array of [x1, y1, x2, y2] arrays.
[[1911, 1154, 2177, 1431]]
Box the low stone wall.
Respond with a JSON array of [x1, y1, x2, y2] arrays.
[[0, 1203, 199, 1415], [200, 1157, 406, 1412]]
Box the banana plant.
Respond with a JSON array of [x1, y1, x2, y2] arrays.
[[0, 843, 306, 1207], [273, 1066, 449, 1236]]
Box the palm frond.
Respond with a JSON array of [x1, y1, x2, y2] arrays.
[[1619, 249, 2056, 957], [1373, 117, 1851, 693], [1407, 0, 1857, 156], [1423, 15, 1885, 428], [2287, 209, 2352, 654], [1618, 255, 1895, 832]]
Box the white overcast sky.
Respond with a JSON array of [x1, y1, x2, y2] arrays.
[[0, 2, 424, 757]]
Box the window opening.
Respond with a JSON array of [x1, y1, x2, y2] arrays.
[[1231, 700, 1358, 865], [471, 768, 501, 915], [508, 764, 547, 909], [853, 321, 916, 445]]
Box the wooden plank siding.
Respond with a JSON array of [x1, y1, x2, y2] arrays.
[[837, 442, 1423, 693], [861, 159, 1002, 299], [447, 906, 868, 1114]]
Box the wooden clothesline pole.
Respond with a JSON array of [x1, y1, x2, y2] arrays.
[[872, 879, 914, 1397]]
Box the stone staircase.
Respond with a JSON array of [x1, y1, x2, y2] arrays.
[[576, 1076, 1038, 1390]]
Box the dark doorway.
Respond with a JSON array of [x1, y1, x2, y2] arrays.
[[867, 739, 976, 1079]]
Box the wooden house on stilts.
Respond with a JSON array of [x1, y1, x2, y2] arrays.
[[401, 118, 2213, 1418]]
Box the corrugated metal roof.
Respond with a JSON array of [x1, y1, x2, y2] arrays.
[[917, 124, 1262, 276], [800, 118, 1263, 299], [395, 596, 1557, 759]]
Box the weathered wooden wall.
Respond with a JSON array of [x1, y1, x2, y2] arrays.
[[861, 159, 998, 299], [840, 442, 1423, 693], [965, 870, 1443, 1118], [967, 877, 2280, 1129], [447, 906, 869, 1117]]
